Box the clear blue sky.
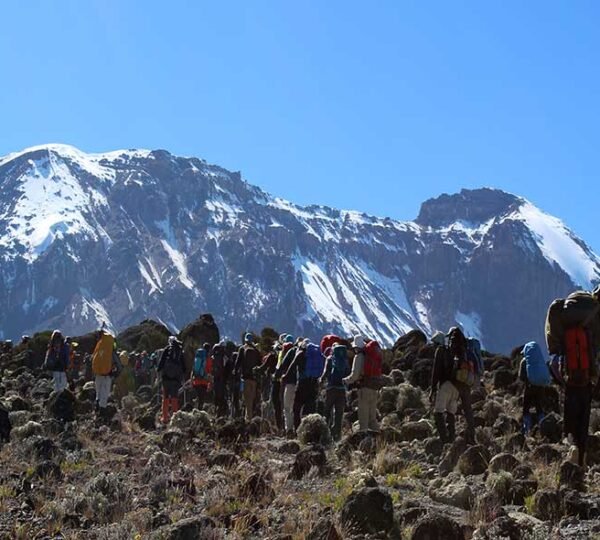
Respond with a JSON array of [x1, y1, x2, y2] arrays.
[[1, 1, 599, 252]]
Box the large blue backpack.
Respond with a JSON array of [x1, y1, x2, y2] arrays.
[[466, 338, 484, 376], [304, 343, 324, 378], [193, 349, 208, 379], [329, 345, 350, 385], [522, 341, 551, 387]]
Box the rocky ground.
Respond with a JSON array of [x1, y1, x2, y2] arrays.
[[2, 339, 600, 539]]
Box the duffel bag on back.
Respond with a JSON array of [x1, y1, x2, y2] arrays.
[[522, 341, 551, 387]]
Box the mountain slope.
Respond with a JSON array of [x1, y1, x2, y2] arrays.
[[0, 144, 598, 351]]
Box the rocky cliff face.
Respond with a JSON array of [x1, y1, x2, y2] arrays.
[[1, 144, 598, 351]]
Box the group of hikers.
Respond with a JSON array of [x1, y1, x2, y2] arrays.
[[36, 285, 600, 466]]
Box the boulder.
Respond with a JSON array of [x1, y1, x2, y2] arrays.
[[539, 413, 563, 443], [239, 470, 274, 502], [150, 516, 218, 540], [532, 444, 562, 464], [179, 314, 220, 371], [560, 461, 586, 492], [493, 369, 516, 390], [410, 514, 463, 540], [291, 445, 328, 479], [297, 414, 332, 447], [428, 474, 474, 510], [408, 359, 433, 390], [489, 453, 520, 473], [116, 320, 170, 353], [399, 420, 433, 441], [457, 445, 490, 476], [533, 489, 562, 521], [340, 487, 394, 536], [46, 389, 76, 422], [307, 518, 342, 540]]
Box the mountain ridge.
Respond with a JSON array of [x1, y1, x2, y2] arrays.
[[0, 144, 598, 351]]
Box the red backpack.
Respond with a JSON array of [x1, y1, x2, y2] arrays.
[[320, 334, 342, 354], [564, 327, 591, 387], [363, 341, 383, 378]]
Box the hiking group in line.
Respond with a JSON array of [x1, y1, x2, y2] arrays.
[[37, 285, 600, 465]]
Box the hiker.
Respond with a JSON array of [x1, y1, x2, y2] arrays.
[[284, 339, 324, 430], [343, 336, 383, 432], [276, 337, 301, 436], [228, 351, 240, 417], [211, 342, 228, 416], [519, 342, 552, 434], [190, 346, 212, 409], [236, 334, 261, 421], [44, 330, 69, 392], [157, 336, 186, 423], [448, 327, 476, 444], [92, 330, 118, 418], [430, 334, 460, 444], [546, 287, 600, 466], [320, 343, 350, 440], [254, 341, 283, 431], [114, 351, 136, 403]]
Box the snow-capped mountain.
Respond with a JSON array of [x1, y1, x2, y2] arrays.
[[1, 144, 598, 352]]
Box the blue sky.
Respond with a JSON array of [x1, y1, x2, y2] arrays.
[[1, 1, 599, 252]]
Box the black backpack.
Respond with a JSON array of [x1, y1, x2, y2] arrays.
[[161, 344, 183, 380]]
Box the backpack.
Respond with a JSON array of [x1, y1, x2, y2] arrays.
[[466, 338, 484, 376], [304, 343, 324, 378], [330, 345, 350, 384], [241, 345, 261, 378], [564, 327, 591, 387], [92, 333, 115, 376], [193, 349, 208, 379], [277, 343, 293, 370], [363, 341, 383, 378], [453, 351, 476, 387], [546, 292, 600, 355], [161, 344, 183, 380], [522, 341, 551, 387], [320, 334, 342, 354]]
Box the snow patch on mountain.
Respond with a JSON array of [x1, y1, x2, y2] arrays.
[[0, 152, 103, 261], [508, 202, 600, 289]]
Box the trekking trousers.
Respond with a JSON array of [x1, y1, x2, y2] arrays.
[[456, 383, 475, 444], [52, 371, 68, 393], [195, 385, 208, 409], [522, 384, 546, 431], [358, 387, 379, 431], [243, 379, 257, 422], [271, 379, 284, 431], [434, 381, 459, 415], [293, 378, 319, 430], [213, 378, 227, 416], [564, 384, 592, 466], [283, 383, 297, 432], [324, 387, 346, 440], [95, 375, 112, 408]]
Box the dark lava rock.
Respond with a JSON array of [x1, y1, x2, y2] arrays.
[[136, 412, 156, 431], [208, 451, 237, 468], [340, 487, 394, 536], [489, 452, 520, 473], [560, 461, 586, 491], [150, 516, 218, 540], [410, 514, 462, 540], [493, 369, 516, 390], [539, 413, 563, 443], [277, 440, 300, 455], [533, 489, 562, 521], [457, 444, 490, 476], [46, 389, 75, 422], [32, 460, 63, 480], [306, 517, 342, 540], [532, 444, 562, 464], [291, 445, 328, 479], [239, 470, 274, 501]]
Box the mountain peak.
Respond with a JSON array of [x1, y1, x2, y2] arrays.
[[415, 188, 523, 228]]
